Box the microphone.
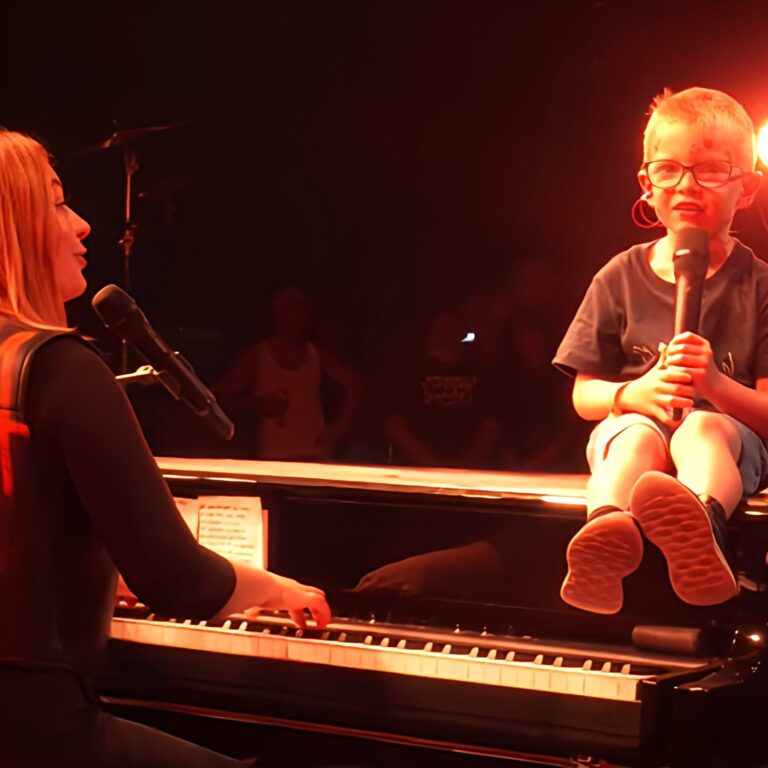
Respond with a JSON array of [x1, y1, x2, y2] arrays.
[[92, 284, 235, 440], [671, 227, 710, 420]]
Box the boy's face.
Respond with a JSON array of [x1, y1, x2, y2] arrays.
[[638, 119, 761, 239]]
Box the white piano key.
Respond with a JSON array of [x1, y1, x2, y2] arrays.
[[404, 652, 423, 676], [436, 657, 469, 681], [467, 659, 485, 683], [358, 647, 378, 670], [263, 636, 287, 659], [618, 675, 640, 701], [548, 668, 570, 693], [420, 655, 438, 678], [566, 669, 586, 696], [481, 659, 502, 685], [499, 662, 519, 688], [516, 665, 534, 689], [287, 639, 313, 662], [331, 644, 359, 669], [202, 628, 226, 653], [532, 667, 551, 691]]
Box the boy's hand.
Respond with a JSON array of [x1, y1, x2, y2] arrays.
[[619, 343, 695, 425], [665, 332, 722, 401]]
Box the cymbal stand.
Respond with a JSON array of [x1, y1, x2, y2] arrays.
[[118, 141, 139, 373]]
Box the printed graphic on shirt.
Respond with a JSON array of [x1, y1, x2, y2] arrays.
[[421, 375, 477, 407], [632, 345, 655, 364]]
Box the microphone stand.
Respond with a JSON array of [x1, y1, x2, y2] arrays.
[[116, 364, 161, 386]]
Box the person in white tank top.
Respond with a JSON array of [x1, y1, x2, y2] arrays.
[[218, 287, 363, 461]]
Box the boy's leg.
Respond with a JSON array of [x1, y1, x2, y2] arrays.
[[629, 411, 741, 606], [672, 411, 742, 515], [586, 423, 670, 513], [562, 424, 668, 614]]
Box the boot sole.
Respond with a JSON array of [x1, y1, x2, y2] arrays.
[[629, 471, 737, 606], [561, 512, 643, 614]]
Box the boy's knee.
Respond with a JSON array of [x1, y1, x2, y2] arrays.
[[673, 411, 734, 440], [670, 411, 740, 455], [609, 424, 666, 463]]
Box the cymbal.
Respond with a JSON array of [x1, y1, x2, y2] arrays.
[[76, 123, 176, 156]]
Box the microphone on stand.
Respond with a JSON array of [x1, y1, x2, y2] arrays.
[[671, 227, 710, 421], [92, 284, 235, 440]]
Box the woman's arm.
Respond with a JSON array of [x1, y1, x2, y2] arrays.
[[28, 338, 328, 625]]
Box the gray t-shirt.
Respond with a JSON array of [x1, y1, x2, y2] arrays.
[[553, 240, 768, 391]]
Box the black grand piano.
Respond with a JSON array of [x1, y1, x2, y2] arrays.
[[96, 459, 768, 767]]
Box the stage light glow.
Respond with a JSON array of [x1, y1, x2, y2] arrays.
[[461, 332, 476, 343], [757, 123, 768, 167]]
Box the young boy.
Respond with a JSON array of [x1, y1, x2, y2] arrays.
[[553, 87, 768, 614]]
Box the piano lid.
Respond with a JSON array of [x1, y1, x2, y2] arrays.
[[156, 457, 589, 506]]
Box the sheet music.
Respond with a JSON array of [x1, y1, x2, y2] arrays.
[[172, 495, 267, 569], [174, 496, 201, 536]]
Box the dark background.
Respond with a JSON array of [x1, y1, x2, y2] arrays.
[[3, 0, 768, 467]]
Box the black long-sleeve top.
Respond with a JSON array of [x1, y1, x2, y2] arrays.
[[0, 335, 235, 673]]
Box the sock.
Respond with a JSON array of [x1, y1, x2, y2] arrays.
[[698, 494, 731, 563], [588, 504, 623, 521]]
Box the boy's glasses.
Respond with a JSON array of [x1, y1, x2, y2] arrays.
[[643, 160, 743, 189]]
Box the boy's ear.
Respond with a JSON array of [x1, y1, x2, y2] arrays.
[[637, 168, 653, 197], [737, 170, 763, 210]]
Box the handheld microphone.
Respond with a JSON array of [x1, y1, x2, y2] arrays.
[[92, 284, 235, 440], [671, 227, 710, 420]]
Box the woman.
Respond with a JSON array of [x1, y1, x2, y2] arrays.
[[0, 130, 330, 766]]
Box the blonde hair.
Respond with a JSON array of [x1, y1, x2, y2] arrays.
[[0, 130, 68, 329], [643, 87, 756, 170]]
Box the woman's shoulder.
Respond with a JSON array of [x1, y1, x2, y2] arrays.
[[26, 333, 113, 394]]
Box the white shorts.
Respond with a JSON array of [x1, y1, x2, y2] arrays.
[[586, 410, 768, 495]]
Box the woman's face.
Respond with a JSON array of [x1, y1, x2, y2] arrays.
[[48, 165, 91, 302]]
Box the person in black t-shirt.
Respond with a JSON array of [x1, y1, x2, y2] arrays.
[[552, 87, 768, 615], [0, 131, 330, 766], [386, 310, 500, 468]]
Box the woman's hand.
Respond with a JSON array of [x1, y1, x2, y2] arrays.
[[354, 556, 429, 596], [243, 572, 331, 629], [618, 343, 695, 425], [664, 332, 723, 401]]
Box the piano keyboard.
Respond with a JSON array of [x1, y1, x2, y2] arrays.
[[110, 613, 695, 704]]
